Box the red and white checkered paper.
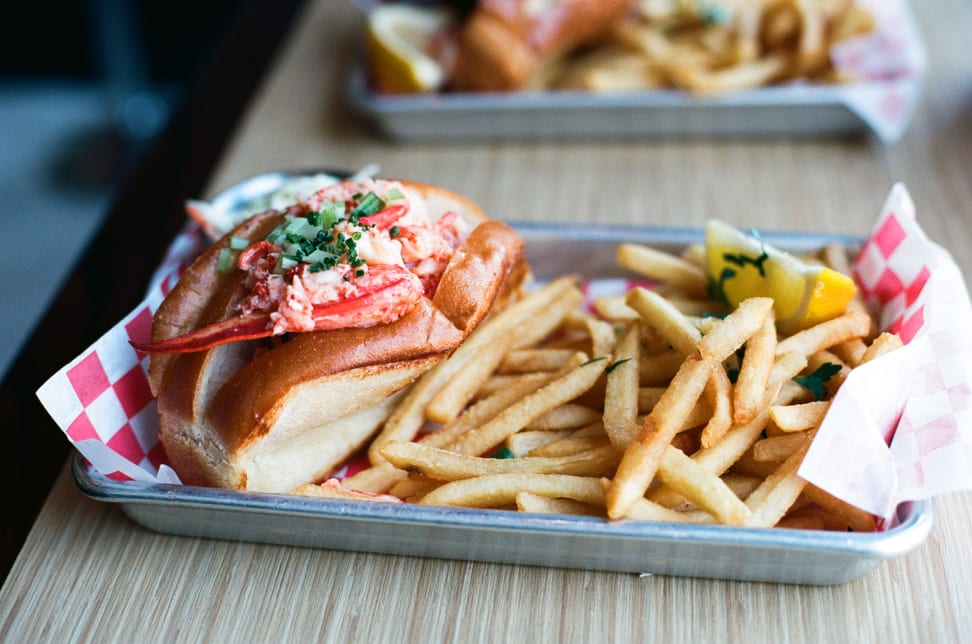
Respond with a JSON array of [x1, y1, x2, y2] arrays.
[[799, 184, 972, 520], [829, 0, 926, 143], [36, 221, 208, 484], [36, 184, 972, 526]]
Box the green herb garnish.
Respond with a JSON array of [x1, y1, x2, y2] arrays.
[[707, 267, 736, 308], [349, 191, 384, 219], [793, 362, 842, 400], [606, 358, 632, 374], [722, 229, 770, 276]]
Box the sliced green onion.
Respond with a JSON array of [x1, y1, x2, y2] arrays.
[[318, 201, 342, 227], [217, 247, 235, 273], [283, 217, 306, 235], [350, 192, 384, 218]]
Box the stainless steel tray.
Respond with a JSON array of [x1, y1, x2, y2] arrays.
[[347, 62, 874, 142], [72, 222, 933, 584], [73, 455, 931, 584]]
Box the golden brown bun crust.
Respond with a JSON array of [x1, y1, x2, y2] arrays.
[[148, 211, 284, 397], [432, 220, 524, 333], [152, 183, 526, 490], [206, 297, 465, 454], [450, 0, 632, 91]]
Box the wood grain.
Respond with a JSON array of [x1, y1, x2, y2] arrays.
[[3, 1, 972, 641]]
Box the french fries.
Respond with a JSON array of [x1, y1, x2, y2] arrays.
[[550, 1, 876, 95], [296, 230, 896, 534]]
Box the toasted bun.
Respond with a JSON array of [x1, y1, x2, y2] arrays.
[[153, 181, 525, 491], [450, 0, 632, 91]]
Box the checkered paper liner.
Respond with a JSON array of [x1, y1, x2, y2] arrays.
[[36, 183, 972, 524], [799, 184, 972, 520], [829, 0, 926, 143]]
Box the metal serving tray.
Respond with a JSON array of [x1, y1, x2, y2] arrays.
[[346, 62, 874, 142], [73, 222, 933, 585]]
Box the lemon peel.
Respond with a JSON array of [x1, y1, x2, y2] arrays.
[[704, 220, 856, 334]]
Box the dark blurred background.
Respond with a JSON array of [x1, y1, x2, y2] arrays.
[[0, 0, 301, 583], [0, 0, 247, 381]]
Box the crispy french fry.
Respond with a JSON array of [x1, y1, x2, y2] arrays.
[[505, 429, 575, 457], [428, 372, 559, 449], [831, 338, 868, 367], [381, 440, 619, 480], [418, 474, 604, 508], [564, 310, 619, 356], [656, 446, 753, 526], [606, 354, 714, 519], [745, 433, 813, 527], [527, 436, 611, 458], [775, 311, 872, 358], [859, 332, 904, 365], [592, 294, 638, 321], [389, 474, 442, 502], [700, 363, 734, 448], [447, 356, 611, 457], [698, 297, 774, 363], [752, 432, 810, 462], [617, 243, 709, 298], [802, 484, 877, 532], [769, 401, 831, 433], [515, 492, 602, 516], [510, 282, 586, 350], [669, 54, 788, 95], [525, 404, 602, 431], [626, 287, 701, 355], [648, 379, 805, 509], [733, 312, 777, 423], [640, 349, 686, 385], [421, 280, 583, 426], [339, 462, 408, 494], [499, 348, 577, 373], [426, 332, 514, 423], [603, 322, 643, 449]]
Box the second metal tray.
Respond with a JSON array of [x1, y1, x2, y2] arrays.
[[347, 62, 877, 142]]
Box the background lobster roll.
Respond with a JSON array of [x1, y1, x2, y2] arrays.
[[145, 179, 526, 492], [449, 0, 633, 91]]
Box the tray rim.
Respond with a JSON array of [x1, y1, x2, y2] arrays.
[[344, 59, 878, 139], [72, 453, 933, 563]]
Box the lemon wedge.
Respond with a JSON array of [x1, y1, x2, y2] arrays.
[[366, 5, 450, 94], [704, 220, 857, 334]]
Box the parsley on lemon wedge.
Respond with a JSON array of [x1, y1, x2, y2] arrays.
[[704, 220, 857, 335]]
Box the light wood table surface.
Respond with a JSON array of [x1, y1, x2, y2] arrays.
[[3, 2, 971, 641]]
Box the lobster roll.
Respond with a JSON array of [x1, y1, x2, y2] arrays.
[[137, 179, 526, 492], [449, 0, 633, 91]]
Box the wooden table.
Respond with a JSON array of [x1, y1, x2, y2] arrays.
[[3, 2, 971, 641]]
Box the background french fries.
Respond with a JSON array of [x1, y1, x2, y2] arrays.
[[549, 0, 876, 95], [296, 231, 895, 534]]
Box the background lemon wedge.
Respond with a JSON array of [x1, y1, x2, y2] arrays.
[[704, 220, 857, 334], [367, 5, 450, 94]]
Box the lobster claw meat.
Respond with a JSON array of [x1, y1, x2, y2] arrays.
[[130, 313, 275, 354], [358, 203, 408, 230], [131, 268, 423, 354]]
